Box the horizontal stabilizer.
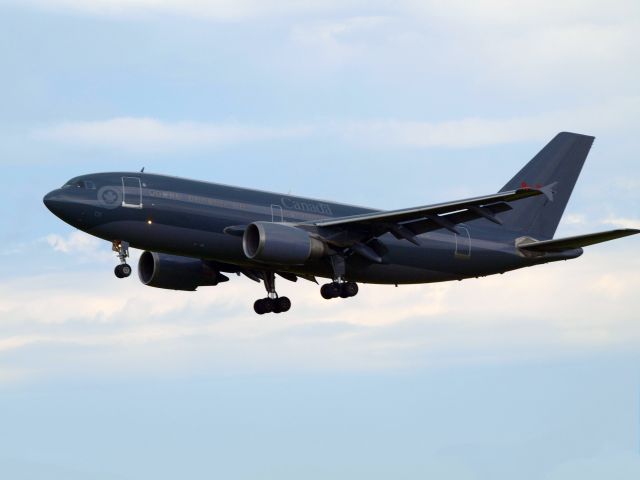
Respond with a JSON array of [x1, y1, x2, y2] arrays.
[[518, 229, 640, 253]]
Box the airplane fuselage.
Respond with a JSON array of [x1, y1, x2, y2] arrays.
[[44, 171, 580, 285]]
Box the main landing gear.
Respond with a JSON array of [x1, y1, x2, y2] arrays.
[[320, 254, 359, 300], [112, 240, 132, 279], [320, 281, 359, 299], [254, 271, 292, 315]]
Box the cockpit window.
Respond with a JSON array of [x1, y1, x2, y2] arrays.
[[62, 177, 81, 189], [61, 178, 96, 190]]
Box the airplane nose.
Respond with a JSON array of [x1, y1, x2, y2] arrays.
[[43, 189, 66, 217], [43, 188, 87, 226], [43, 189, 58, 210]]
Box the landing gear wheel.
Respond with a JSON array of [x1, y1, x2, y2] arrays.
[[341, 282, 359, 298], [114, 264, 132, 279], [262, 298, 274, 314], [321, 282, 358, 299], [253, 299, 263, 315], [254, 299, 264, 315], [321, 283, 341, 300], [273, 296, 291, 314], [254, 298, 275, 315]]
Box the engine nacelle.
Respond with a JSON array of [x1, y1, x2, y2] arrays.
[[138, 251, 228, 291], [242, 222, 328, 265]]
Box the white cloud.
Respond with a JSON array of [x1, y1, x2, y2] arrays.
[[603, 217, 640, 230], [31, 96, 640, 152], [17, 0, 640, 23], [341, 97, 640, 148], [290, 16, 388, 67], [282, 2, 640, 97], [17, 0, 346, 20], [1, 245, 639, 382], [15, 0, 640, 97], [33, 117, 311, 152], [465, 22, 639, 91], [564, 214, 587, 226], [45, 231, 114, 263]]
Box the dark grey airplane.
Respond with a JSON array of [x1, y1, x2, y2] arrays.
[[44, 132, 638, 314]]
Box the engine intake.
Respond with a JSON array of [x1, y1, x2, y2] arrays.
[[138, 251, 228, 291], [242, 222, 327, 265]]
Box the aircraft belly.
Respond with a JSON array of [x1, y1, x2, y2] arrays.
[[345, 263, 459, 284], [89, 221, 246, 261], [88, 220, 529, 286], [343, 233, 526, 284]]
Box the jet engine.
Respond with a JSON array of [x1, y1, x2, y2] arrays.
[[242, 222, 328, 265], [138, 251, 229, 291]]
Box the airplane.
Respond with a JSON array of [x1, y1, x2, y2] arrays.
[[43, 132, 639, 315]]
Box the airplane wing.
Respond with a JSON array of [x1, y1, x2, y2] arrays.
[[310, 188, 544, 228], [517, 229, 640, 253], [301, 187, 546, 247]]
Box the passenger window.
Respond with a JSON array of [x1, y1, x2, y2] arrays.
[[84, 181, 96, 190]]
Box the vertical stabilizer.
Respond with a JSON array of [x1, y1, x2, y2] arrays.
[[499, 132, 594, 239]]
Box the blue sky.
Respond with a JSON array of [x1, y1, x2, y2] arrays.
[[1, 1, 639, 478]]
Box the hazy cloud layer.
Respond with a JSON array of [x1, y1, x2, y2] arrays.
[[14, 1, 640, 96], [16, 1, 640, 22], [603, 217, 640, 230], [342, 97, 640, 148], [17, 0, 355, 20], [1, 2, 638, 478], [32, 96, 640, 152], [2, 242, 639, 383], [33, 117, 311, 152]]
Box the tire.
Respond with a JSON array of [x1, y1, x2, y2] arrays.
[[276, 297, 291, 313], [114, 265, 125, 278], [321, 283, 339, 299], [342, 282, 359, 298], [262, 298, 274, 314], [254, 299, 266, 315], [273, 301, 283, 314], [320, 284, 331, 299], [121, 264, 132, 277]]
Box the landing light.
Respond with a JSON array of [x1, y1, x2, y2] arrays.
[[147, 220, 153, 225]]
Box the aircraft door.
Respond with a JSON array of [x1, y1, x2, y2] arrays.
[[271, 204, 284, 223], [122, 176, 143, 209], [455, 226, 471, 258]]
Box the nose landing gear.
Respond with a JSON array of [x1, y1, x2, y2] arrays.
[[112, 240, 132, 278], [254, 271, 291, 315]]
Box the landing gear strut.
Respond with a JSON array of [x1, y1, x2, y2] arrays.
[[112, 240, 132, 278], [254, 271, 292, 315], [320, 254, 359, 300]]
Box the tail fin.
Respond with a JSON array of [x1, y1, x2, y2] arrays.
[[499, 132, 595, 239]]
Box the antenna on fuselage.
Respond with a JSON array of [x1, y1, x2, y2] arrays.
[[140, 167, 145, 173]]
